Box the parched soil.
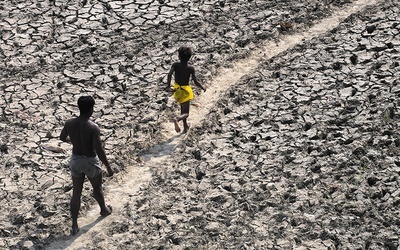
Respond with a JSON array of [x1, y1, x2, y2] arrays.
[[1, 0, 399, 249]]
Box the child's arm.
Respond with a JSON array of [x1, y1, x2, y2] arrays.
[[191, 67, 206, 91], [166, 64, 176, 92]]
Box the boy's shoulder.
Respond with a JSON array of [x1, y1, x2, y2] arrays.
[[173, 61, 194, 68]]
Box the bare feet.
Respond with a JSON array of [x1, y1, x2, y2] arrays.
[[191, 103, 201, 107], [100, 205, 112, 217], [173, 119, 181, 133], [71, 226, 80, 236], [183, 124, 190, 134]]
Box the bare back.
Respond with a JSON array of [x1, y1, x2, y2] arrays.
[[62, 117, 98, 157], [171, 62, 194, 86]]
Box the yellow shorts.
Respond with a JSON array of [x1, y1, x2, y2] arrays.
[[173, 82, 194, 104]]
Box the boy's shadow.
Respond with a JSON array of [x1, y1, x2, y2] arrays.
[[44, 215, 106, 250]]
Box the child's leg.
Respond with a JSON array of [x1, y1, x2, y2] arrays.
[[180, 101, 190, 133], [173, 118, 181, 133], [174, 101, 190, 133]]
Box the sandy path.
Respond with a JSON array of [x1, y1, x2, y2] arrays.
[[45, 0, 381, 248]]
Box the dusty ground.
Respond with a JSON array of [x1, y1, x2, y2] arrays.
[[1, 0, 399, 249]]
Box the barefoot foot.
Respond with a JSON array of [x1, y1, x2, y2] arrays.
[[100, 205, 112, 217], [183, 124, 190, 134], [173, 119, 181, 133], [191, 103, 201, 107], [71, 226, 80, 236]]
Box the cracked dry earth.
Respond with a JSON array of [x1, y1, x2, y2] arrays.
[[1, 0, 400, 249]]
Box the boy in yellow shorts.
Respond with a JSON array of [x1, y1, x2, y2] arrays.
[[166, 47, 206, 133]]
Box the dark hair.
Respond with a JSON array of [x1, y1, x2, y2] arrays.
[[78, 96, 95, 114], [178, 47, 192, 62]]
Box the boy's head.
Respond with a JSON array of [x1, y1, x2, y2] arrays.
[[78, 96, 95, 115], [178, 47, 192, 62]]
